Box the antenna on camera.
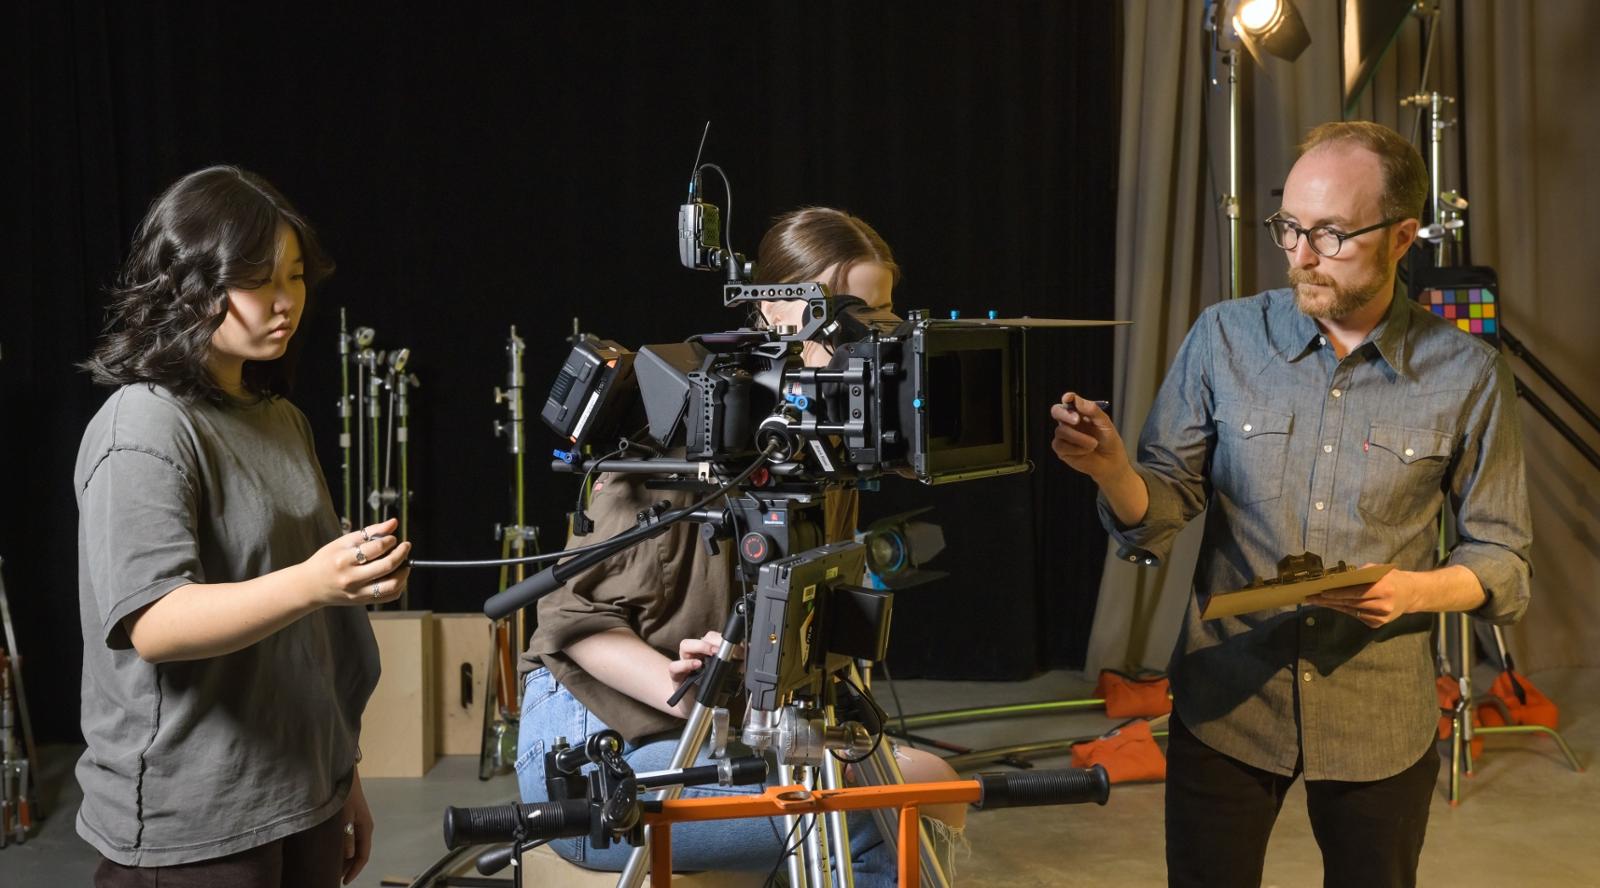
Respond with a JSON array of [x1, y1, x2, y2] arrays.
[[687, 121, 710, 202]]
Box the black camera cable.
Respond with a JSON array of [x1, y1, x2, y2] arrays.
[[482, 443, 779, 619], [832, 670, 890, 766], [411, 439, 768, 573]]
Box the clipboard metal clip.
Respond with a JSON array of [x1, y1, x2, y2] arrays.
[[1244, 551, 1352, 589]]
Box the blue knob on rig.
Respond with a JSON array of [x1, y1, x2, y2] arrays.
[[988, 309, 998, 320], [949, 310, 961, 320], [553, 449, 578, 465], [912, 398, 925, 409]]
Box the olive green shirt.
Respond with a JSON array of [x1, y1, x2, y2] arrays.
[[522, 473, 854, 743]]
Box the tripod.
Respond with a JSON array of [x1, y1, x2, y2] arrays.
[[614, 553, 955, 888]]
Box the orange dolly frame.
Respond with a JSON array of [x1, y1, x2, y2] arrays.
[[636, 770, 1109, 888]]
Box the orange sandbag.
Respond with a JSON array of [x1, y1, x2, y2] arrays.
[[1071, 719, 1167, 783], [1094, 669, 1172, 719], [1477, 670, 1559, 730]]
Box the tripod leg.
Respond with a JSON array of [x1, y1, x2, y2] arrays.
[[802, 768, 832, 887], [849, 663, 952, 888], [819, 736, 854, 888], [781, 762, 811, 888], [616, 703, 716, 888], [858, 736, 953, 888]]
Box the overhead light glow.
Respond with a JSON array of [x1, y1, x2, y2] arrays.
[[1233, 0, 1311, 62], [1238, 0, 1282, 33]]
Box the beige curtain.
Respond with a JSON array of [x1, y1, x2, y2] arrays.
[[1088, 0, 1600, 675], [1082, 0, 1212, 674], [1459, 0, 1600, 672]]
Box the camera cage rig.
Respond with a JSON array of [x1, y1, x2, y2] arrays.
[[490, 143, 1129, 747], [443, 144, 1124, 885]]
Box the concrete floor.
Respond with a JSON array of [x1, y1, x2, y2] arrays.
[[5, 667, 1597, 887]]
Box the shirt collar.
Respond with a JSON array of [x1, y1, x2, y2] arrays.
[[1264, 284, 1414, 378], [1366, 283, 1414, 378]]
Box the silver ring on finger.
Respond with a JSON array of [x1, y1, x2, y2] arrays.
[[370, 582, 383, 600], [353, 544, 368, 565]]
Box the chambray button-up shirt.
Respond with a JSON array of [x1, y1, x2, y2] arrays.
[[1101, 288, 1531, 781]]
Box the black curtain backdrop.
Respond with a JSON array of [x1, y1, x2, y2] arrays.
[[2, 3, 1118, 742]]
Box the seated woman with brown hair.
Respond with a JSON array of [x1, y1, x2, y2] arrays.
[[515, 207, 965, 883]]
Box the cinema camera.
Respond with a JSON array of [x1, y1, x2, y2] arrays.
[[484, 147, 1112, 765]]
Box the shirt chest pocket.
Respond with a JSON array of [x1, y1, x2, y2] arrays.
[[1358, 424, 1453, 526], [1213, 400, 1293, 505]]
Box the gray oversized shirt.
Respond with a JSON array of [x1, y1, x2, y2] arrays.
[[74, 384, 380, 865], [1102, 288, 1531, 781]]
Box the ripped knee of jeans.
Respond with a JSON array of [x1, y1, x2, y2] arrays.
[[922, 815, 971, 882]]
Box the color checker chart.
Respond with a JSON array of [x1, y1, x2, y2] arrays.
[[1420, 284, 1498, 342]]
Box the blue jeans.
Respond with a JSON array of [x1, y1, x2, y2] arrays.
[[515, 668, 900, 884]]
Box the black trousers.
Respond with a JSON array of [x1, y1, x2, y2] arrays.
[[95, 810, 347, 888], [1165, 714, 1439, 888]]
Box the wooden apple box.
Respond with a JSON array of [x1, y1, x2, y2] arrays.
[[363, 610, 437, 777], [433, 613, 495, 756]]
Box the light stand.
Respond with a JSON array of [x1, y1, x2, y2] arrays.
[[1208, 0, 1312, 301], [480, 326, 538, 780], [0, 559, 40, 847], [337, 309, 354, 530], [1205, 2, 1247, 301], [1224, 46, 1243, 301], [1399, 64, 1585, 801]]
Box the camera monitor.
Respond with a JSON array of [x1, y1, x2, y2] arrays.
[[745, 540, 893, 711]]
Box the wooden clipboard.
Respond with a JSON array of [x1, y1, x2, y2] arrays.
[[1200, 563, 1395, 620]]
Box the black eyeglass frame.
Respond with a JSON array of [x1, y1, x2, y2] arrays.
[[1263, 213, 1405, 258]]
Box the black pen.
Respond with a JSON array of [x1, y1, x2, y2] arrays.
[[1060, 398, 1112, 421]]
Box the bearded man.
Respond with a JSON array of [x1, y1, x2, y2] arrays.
[[1050, 121, 1532, 888]]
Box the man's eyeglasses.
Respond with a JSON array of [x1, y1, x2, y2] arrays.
[[1264, 214, 1403, 258]]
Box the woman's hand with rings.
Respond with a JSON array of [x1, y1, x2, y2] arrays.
[[300, 517, 413, 607]]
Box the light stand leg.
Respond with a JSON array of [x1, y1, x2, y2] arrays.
[[1457, 611, 1476, 777]]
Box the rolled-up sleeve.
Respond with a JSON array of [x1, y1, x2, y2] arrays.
[[1098, 314, 1215, 565], [530, 475, 654, 657], [1448, 350, 1532, 625]]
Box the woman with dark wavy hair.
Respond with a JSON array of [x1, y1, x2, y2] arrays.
[[74, 166, 410, 887]]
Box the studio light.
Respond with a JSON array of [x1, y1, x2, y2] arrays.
[[1235, 0, 1311, 62]]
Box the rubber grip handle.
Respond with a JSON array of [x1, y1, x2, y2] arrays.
[[973, 765, 1110, 810], [484, 568, 561, 620], [442, 799, 590, 849]]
